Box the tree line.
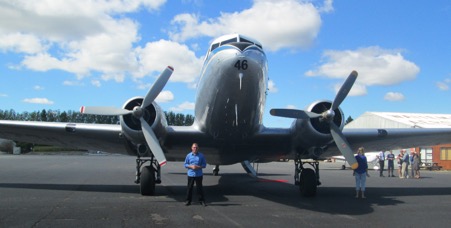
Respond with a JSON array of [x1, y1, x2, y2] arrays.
[[0, 109, 194, 126]]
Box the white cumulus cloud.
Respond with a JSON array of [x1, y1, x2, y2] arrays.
[[135, 40, 203, 83], [156, 90, 175, 103], [268, 80, 278, 93], [306, 46, 420, 95], [23, 97, 54, 105], [169, 0, 323, 51], [0, 0, 168, 83], [170, 101, 195, 112], [384, 92, 405, 101]]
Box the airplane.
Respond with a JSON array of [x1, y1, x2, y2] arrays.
[[2, 33, 451, 197], [330, 152, 380, 170]]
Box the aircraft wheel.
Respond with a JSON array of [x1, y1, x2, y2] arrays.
[[140, 166, 155, 196], [300, 168, 317, 197]]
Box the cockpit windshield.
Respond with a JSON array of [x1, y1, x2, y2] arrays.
[[209, 34, 262, 52]]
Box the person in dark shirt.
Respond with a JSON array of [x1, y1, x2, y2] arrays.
[[353, 147, 369, 198], [184, 143, 207, 206], [386, 150, 395, 177]]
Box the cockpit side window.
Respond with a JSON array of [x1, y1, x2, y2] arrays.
[[210, 42, 220, 52]]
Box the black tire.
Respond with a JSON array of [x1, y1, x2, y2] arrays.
[[140, 166, 155, 196], [341, 165, 346, 170], [300, 168, 317, 197]]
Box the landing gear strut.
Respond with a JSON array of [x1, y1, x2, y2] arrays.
[[294, 154, 321, 197], [213, 165, 220, 176], [135, 156, 161, 195]]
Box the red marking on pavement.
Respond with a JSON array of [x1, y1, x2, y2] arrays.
[[258, 178, 288, 183]]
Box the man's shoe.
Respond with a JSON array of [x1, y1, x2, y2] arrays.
[[200, 201, 207, 207], [185, 201, 191, 206]]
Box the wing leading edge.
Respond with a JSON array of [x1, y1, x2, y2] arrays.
[[0, 120, 126, 154], [321, 127, 451, 158]]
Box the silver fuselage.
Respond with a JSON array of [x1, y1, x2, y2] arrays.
[[194, 43, 268, 142]]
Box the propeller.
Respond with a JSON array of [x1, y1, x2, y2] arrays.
[[80, 66, 174, 167], [270, 71, 359, 169]]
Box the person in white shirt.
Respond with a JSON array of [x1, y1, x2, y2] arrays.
[[377, 151, 386, 177]]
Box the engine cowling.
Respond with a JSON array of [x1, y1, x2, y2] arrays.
[[292, 100, 345, 150], [120, 97, 168, 156]]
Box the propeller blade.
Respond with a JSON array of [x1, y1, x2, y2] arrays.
[[142, 66, 174, 108], [270, 109, 321, 119], [330, 123, 358, 170], [80, 106, 132, 116], [331, 71, 358, 111], [140, 117, 167, 167]]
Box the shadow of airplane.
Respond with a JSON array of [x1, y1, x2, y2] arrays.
[[2, 172, 449, 216]]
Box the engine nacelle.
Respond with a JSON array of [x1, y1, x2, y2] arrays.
[[119, 97, 168, 156], [291, 100, 345, 150]]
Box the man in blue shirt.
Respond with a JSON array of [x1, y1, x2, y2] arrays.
[[184, 143, 207, 206]]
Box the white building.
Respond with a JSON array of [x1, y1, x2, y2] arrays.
[[345, 112, 451, 169], [346, 112, 451, 129]]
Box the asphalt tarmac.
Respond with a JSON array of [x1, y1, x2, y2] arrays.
[[1, 154, 451, 227]]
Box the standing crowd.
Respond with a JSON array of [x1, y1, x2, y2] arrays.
[[376, 148, 421, 179], [395, 149, 422, 179], [353, 147, 422, 199]]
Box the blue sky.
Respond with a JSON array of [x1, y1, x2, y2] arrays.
[[0, 0, 450, 127]]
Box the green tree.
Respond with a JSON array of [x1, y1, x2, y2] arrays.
[[40, 109, 47, 122], [60, 111, 69, 122], [185, 114, 194, 126]]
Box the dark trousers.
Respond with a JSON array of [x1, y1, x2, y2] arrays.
[[388, 161, 394, 175], [379, 160, 385, 176], [186, 176, 205, 202]]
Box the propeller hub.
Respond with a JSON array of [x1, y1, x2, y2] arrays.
[[322, 109, 335, 122], [132, 106, 144, 119]]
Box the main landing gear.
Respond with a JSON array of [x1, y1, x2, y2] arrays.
[[134, 156, 161, 196], [213, 165, 220, 176], [294, 155, 321, 197]]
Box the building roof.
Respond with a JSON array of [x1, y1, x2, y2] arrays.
[[345, 112, 451, 129]]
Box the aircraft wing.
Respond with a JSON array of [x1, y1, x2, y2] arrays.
[[322, 127, 451, 157], [0, 120, 127, 154], [0, 120, 207, 159]]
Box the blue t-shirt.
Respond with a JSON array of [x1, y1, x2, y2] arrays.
[[184, 152, 207, 177], [354, 154, 368, 174], [386, 153, 395, 163]]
